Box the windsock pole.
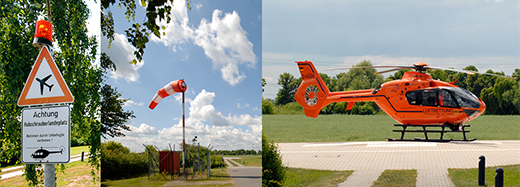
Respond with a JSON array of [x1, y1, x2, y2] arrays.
[[183, 89, 186, 179]]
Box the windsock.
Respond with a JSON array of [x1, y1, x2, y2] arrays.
[[149, 79, 187, 109]]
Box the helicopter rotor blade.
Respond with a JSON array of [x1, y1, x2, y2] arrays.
[[426, 67, 509, 77], [322, 65, 413, 71], [374, 67, 411, 75]]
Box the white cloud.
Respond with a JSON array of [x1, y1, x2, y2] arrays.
[[101, 34, 144, 82], [107, 89, 262, 152], [194, 3, 203, 10], [151, 0, 257, 86], [124, 100, 144, 107], [126, 123, 159, 137]]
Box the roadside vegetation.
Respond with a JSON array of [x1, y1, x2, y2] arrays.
[[262, 134, 285, 187]]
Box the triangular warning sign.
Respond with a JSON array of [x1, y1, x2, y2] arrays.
[[18, 46, 74, 106]]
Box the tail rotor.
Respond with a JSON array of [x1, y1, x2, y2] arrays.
[[294, 61, 331, 118]]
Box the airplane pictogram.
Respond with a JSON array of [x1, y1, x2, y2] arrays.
[[35, 74, 54, 95]]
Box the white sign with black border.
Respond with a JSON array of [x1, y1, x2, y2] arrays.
[[21, 105, 70, 164]]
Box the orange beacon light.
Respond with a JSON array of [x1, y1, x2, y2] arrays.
[[32, 20, 53, 48]]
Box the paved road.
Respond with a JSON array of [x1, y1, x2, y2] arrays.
[[1, 153, 89, 180], [278, 140, 520, 187], [224, 158, 261, 187]]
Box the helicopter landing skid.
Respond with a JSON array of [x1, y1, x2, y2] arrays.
[[386, 124, 476, 142]]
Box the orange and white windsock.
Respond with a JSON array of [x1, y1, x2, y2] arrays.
[[149, 79, 187, 109]]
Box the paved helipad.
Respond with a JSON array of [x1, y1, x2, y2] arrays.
[[278, 140, 520, 187]]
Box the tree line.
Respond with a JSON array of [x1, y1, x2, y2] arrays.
[[263, 60, 520, 115]]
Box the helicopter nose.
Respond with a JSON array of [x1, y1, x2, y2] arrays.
[[477, 99, 486, 116]]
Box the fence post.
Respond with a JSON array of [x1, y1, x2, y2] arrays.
[[81, 151, 84, 162], [495, 167, 503, 187], [478, 155, 485, 186]]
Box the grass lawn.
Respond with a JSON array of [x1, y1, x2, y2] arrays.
[[449, 164, 520, 187], [263, 115, 520, 142], [101, 175, 168, 187], [1, 159, 99, 186], [70, 145, 90, 156], [284, 168, 353, 187], [372, 170, 417, 187], [231, 155, 261, 167]]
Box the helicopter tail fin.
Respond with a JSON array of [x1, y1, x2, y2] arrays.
[[294, 61, 331, 118]]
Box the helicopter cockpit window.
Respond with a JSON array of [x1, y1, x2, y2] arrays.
[[406, 89, 457, 107], [439, 89, 458, 108], [444, 87, 481, 109]]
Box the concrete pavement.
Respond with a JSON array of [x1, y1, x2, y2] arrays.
[[278, 140, 520, 187], [224, 158, 261, 187]]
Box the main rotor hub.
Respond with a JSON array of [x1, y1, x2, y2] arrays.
[[413, 62, 429, 72]]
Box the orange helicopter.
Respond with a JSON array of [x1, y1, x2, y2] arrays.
[[294, 60, 490, 141]]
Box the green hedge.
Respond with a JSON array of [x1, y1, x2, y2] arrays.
[[101, 141, 147, 180]]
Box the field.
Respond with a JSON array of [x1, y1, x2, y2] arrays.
[[225, 155, 261, 167], [263, 115, 520, 142]]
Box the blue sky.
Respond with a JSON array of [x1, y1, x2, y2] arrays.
[[94, 0, 262, 152], [262, 0, 520, 99]]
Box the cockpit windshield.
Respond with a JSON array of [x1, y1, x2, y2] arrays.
[[443, 87, 481, 109]]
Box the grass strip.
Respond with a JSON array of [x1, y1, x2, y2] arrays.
[[449, 164, 520, 187], [284, 168, 353, 187], [236, 155, 261, 167], [372, 169, 417, 187], [226, 159, 239, 167]]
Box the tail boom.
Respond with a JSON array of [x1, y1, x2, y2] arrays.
[[295, 61, 379, 118]]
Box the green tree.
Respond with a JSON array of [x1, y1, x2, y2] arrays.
[[101, 0, 192, 64], [262, 134, 285, 187], [512, 69, 520, 81], [275, 73, 300, 106], [335, 60, 384, 91], [262, 98, 276, 114], [262, 78, 266, 93], [329, 72, 346, 92], [100, 84, 135, 138], [0, 1, 43, 182]]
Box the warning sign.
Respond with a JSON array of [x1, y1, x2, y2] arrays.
[[21, 105, 70, 164], [18, 46, 73, 106]]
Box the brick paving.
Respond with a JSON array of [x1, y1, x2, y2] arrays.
[[278, 140, 520, 186]]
